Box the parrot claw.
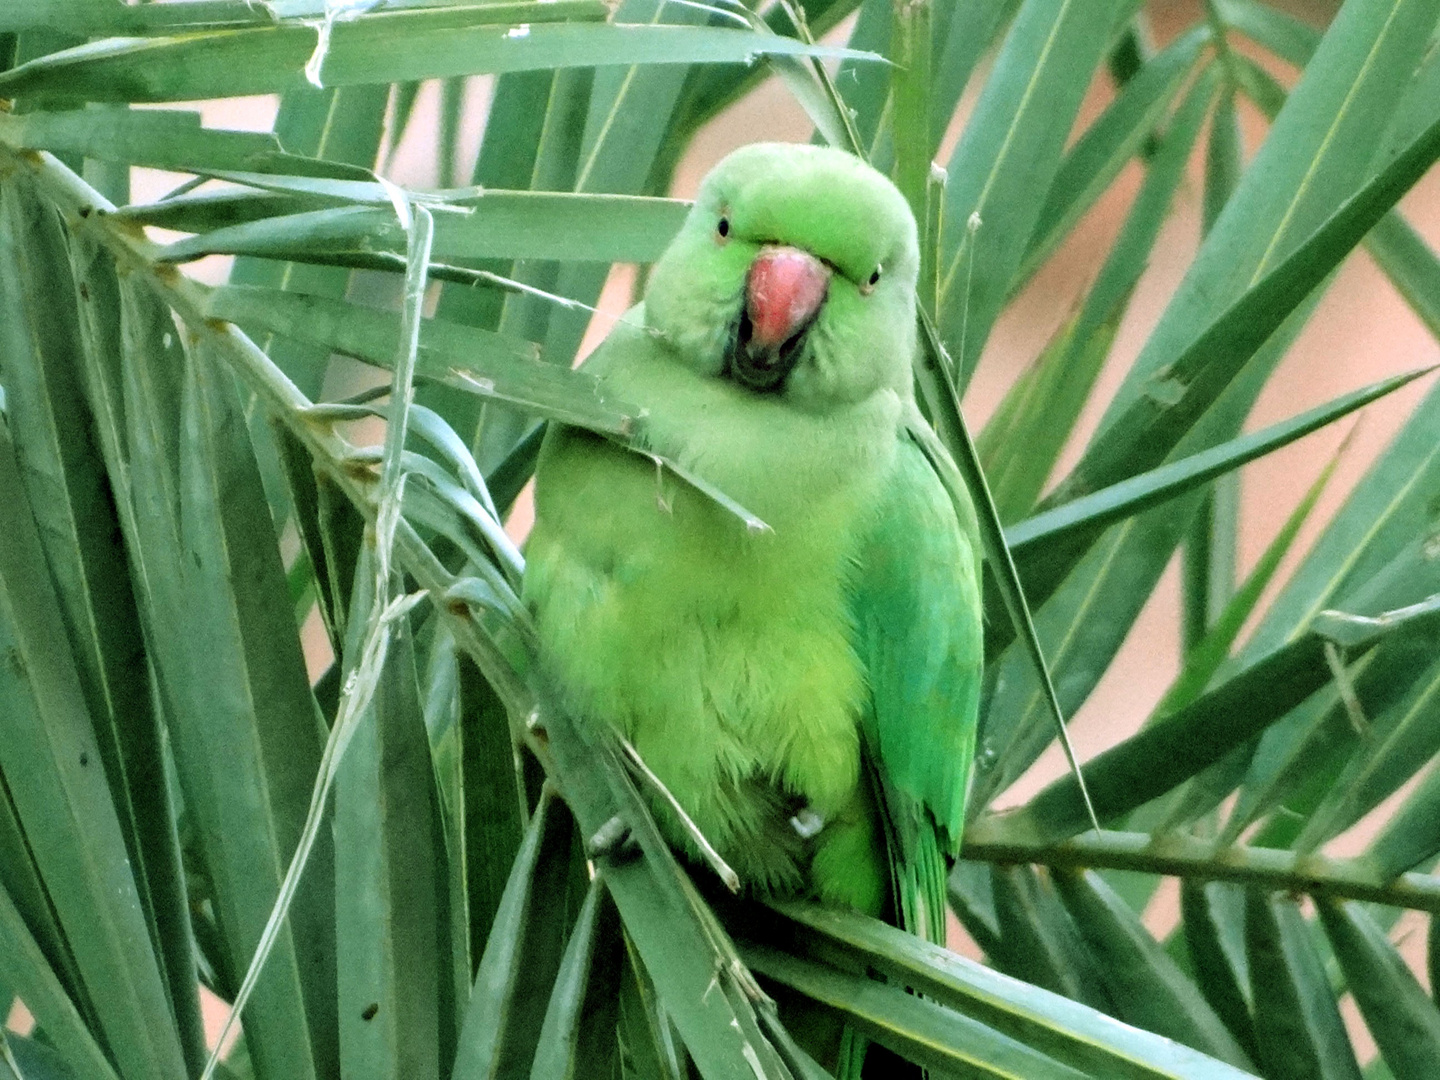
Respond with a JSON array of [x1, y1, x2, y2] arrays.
[[789, 808, 826, 839], [586, 815, 640, 862]]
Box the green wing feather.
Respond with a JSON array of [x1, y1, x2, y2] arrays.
[[849, 421, 983, 944]]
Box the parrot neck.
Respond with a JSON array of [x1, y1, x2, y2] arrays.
[[593, 341, 904, 537]]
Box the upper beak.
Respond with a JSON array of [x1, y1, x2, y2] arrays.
[[728, 245, 830, 393], [745, 245, 831, 352]]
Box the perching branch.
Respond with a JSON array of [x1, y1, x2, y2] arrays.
[[961, 821, 1440, 913]]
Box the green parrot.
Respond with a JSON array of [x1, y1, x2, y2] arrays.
[[523, 142, 982, 945]]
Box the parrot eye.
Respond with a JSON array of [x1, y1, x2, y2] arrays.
[[859, 265, 881, 296], [716, 216, 730, 240], [869, 267, 881, 285]]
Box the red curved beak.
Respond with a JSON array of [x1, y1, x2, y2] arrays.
[[745, 245, 830, 352]]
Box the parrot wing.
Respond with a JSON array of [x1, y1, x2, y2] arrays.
[[849, 421, 983, 943]]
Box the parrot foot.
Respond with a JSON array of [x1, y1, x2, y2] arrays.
[[586, 814, 640, 863]]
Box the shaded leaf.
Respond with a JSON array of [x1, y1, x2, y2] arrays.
[[1180, 881, 1259, 1065], [529, 877, 624, 1080], [1052, 869, 1252, 1070], [1318, 899, 1440, 1080], [982, 591, 1440, 843], [335, 551, 445, 1080], [1006, 367, 1430, 560], [980, 64, 1214, 527], [0, 189, 189, 1080], [1011, 25, 1207, 295], [744, 943, 1090, 1080], [163, 192, 689, 266], [203, 286, 642, 437], [1055, 107, 1440, 504], [987, 864, 1110, 1011], [1246, 892, 1362, 1080], [0, 809, 121, 1080], [759, 901, 1262, 1080], [936, 0, 1139, 385]]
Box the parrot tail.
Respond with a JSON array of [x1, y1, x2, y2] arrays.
[[897, 822, 949, 945]]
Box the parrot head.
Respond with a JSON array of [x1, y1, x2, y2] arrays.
[[644, 143, 920, 412]]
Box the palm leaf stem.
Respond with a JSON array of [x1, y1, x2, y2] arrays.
[[961, 824, 1440, 913]]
